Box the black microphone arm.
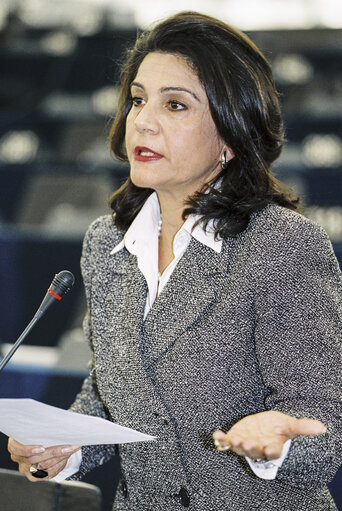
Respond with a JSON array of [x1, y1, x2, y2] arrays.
[[0, 270, 75, 373]]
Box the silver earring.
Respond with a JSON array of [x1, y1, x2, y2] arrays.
[[221, 151, 227, 169]]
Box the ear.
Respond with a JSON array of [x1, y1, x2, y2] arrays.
[[224, 146, 234, 162]]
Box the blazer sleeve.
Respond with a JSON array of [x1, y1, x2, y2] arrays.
[[68, 217, 117, 479], [253, 218, 342, 489]]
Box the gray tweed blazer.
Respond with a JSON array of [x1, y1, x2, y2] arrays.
[[70, 203, 342, 511]]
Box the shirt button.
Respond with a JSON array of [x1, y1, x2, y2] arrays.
[[178, 487, 190, 507], [154, 411, 169, 425]]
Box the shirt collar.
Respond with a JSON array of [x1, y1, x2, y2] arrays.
[[110, 192, 160, 256], [110, 192, 222, 255], [182, 215, 221, 253]]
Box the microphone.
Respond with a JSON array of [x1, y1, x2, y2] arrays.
[[35, 270, 75, 318], [0, 270, 75, 373]]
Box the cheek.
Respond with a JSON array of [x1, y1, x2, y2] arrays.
[[125, 108, 136, 132], [188, 112, 218, 147], [124, 118, 134, 151], [167, 124, 203, 158], [181, 124, 219, 163], [201, 122, 222, 157]]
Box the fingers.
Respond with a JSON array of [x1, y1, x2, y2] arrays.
[[42, 458, 69, 480], [35, 454, 71, 471], [32, 458, 69, 481], [29, 445, 80, 465], [289, 418, 326, 438], [22, 458, 69, 482], [9, 440, 80, 463], [8, 438, 45, 457], [234, 439, 271, 460], [10, 446, 80, 470], [8, 438, 80, 482], [214, 431, 283, 460], [212, 430, 227, 445], [213, 412, 327, 462], [11, 451, 74, 470]]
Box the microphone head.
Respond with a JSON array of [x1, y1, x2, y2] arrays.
[[50, 270, 75, 298]]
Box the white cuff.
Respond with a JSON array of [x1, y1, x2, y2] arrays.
[[245, 439, 291, 480], [52, 450, 82, 482]]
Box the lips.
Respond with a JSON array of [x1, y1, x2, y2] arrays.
[[134, 146, 164, 162]]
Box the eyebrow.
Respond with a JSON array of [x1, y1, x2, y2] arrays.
[[130, 82, 201, 102]]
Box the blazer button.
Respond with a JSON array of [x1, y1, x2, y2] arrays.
[[178, 487, 190, 507], [121, 479, 128, 499]]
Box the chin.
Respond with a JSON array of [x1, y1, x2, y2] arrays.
[[130, 168, 160, 190], [130, 175, 155, 190]]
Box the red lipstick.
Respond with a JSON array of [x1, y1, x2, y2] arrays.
[[134, 146, 164, 162]]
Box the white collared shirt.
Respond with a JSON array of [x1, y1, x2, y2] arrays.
[[54, 192, 290, 482], [111, 192, 221, 318]]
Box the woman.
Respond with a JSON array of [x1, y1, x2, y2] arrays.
[[8, 11, 342, 510]]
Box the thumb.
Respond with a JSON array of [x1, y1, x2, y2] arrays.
[[290, 418, 326, 438]]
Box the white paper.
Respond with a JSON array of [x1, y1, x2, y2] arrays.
[[0, 399, 155, 447]]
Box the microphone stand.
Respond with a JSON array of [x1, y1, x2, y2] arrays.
[[0, 270, 75, 374], [0, 314, 41, 373]]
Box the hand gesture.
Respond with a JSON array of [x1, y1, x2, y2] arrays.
[[213, 411, 326, 460]]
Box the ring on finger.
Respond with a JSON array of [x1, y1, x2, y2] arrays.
[[217, 445, 230, 451], [30, 465, 48, 479], [214, 439, 230, 451]]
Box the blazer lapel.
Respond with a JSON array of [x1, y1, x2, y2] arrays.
[[105, 248, 147, 336], [141, 237, 233, 368], [91, 247, 149, 384]]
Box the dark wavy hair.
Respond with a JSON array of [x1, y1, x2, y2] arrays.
[[109, 11, 299, 237]]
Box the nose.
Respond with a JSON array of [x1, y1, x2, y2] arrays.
[[134, 102, 159, 134]]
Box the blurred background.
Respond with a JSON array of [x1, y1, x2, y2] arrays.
[[0, 0, 341, 509]]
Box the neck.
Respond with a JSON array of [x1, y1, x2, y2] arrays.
[[157, 194, 185, 240], [156, 193, 186, 275]]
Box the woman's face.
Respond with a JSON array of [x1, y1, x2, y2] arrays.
[[125, 52, 230, 201]]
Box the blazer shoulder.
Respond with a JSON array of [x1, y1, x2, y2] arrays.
[[81, 215, 124, 281], [239, 204, 340, 275], [248, 204, 331, 247], [83, 214, 123, 253]]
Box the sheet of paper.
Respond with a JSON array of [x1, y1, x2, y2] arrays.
[[0, 399, 155, 447]]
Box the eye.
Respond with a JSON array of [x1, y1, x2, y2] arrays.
[[167, 100, 187, 111], [131, 96, 145, 107]]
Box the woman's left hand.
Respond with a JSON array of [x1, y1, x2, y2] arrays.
[[213, 410, 326, 460]]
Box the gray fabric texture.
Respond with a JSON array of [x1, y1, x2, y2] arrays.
[[69, 203, 342, 511]]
